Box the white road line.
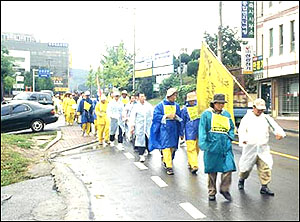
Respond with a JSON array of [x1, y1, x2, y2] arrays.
[[133, 162, 148, 170], [179, 202, 206, 219], [151, 176, 168, 188], [124, 152, 135, 159]]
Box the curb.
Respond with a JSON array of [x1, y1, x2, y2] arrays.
[[51, 161, 92, 221], [44, 130, 62, 151]]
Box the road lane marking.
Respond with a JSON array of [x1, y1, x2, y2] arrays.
[[151, 176, 168, 188], [179, 202, 206, 219], [124, 152, 135, 159], [270, 150, 299, 161], [133, 162, 148, 170], [232, 141, 299, 160]]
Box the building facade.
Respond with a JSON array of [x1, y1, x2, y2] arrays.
[[254, 1, 299, 118], [1, 32, 70, 91]]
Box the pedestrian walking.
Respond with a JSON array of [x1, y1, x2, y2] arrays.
[[75, 91, 84, 124], [62, 92, 71, 125], [198, 93, 236, 201], [180, 91, 200, 174], [65, 93, 77, 125], [107, 91, 125, 150], [149, 88, 183, 175], [237, 98, 286, 196], [123, 95, 137, 142], [120, 90, 129, 106], [95, 94, 110, 145], [77, 91, 94, 136], [129, 93, 153, 162]]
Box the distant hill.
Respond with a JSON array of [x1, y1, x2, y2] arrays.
[[69, 68, 89, 92]]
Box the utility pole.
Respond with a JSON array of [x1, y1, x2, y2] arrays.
[[217, 1, 223, 62], [179, 51, 182, 86], [133, 7, 136, 92]]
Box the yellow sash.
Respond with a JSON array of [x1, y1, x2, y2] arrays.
[[187, 106, 200, 121], [211, 113, 230, 133], [163, 105, 176, 115], [84, 101, 91, 111]]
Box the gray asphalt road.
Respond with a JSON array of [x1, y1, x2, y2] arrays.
[[55, 134, 299, 221]]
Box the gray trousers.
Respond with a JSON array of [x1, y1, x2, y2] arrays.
[[208, 171, 232, 195]]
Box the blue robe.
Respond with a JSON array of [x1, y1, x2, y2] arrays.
[[198, 107, 236, 173], [149, 99, 182, 152], [77, 97, 94, 124], [180, 103, 200, 140]]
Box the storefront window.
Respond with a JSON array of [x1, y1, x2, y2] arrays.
[[279, 77, 299, 116]]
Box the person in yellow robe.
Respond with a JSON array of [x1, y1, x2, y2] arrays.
[[66, 93, 77, 125], [95, 94, 110, 145], [62, 92, 71, 125]]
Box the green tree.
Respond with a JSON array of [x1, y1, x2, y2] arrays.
[[35, 77, 55, 91], [179, 53, 191, 64], [136, 76, 156, 99], [159, 74, 180, 98], [4, 76, 15, 96], [100, 42, 133, 90], [187, 60, 199, 77], [86, 66, 96, 95], [1, 47, 15, 101], [190, 49, 200, 61]]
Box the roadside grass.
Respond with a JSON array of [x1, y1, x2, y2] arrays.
[[1, 131, 57, 186], [148, 97, 162, 106]]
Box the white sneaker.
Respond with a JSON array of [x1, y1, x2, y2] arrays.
[[117, 143, 124, 150], [139, 155, 145, 162], [110, 142, 114, 147], [144, 149, 148, 156]]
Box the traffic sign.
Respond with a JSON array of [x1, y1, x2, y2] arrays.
[[38, 68, 51, 78]]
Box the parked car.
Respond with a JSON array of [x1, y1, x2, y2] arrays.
[[40, 90, 54, 97], [12, 92, 54, 105], [1, 100, 59, 133]]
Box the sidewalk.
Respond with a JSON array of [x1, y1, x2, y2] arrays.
[[275, 118, 299, 134]]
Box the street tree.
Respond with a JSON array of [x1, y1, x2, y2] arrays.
[[4, 75, 14, 96], [187, 60, 199, 77], [86, 66, 96, 95], [190, 49, 200, 61], [179, 53, 192, 64], [1, 46, 15, 101], [100, 42, 133, 90]]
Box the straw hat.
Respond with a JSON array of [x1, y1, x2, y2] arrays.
[[166, 88, 178, 97], [186, 92, 197, 102]]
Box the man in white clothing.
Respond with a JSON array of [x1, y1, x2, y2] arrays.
[[129, 93, 153, 162], [107, 91, 125, 150], [238, 98, 286, 196]]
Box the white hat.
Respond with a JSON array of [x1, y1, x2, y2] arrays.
[[100, 95, 107, 101], [114, 91, 120, 96], [85, 91, 90, 96], [186, 92, 197, 101], [253, 98, 266, 110], [166, 88, 178, 97], [121, 90, 128, 94]]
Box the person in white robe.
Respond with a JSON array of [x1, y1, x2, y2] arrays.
[[238, 98, 286, 196]]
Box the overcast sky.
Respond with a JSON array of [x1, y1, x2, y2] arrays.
[[1, 1, 242, 70]]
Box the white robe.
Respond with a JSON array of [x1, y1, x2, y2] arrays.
[[238, 110, 286, 172], [107, 99, 124, 134], [129, 101, 153, 147]]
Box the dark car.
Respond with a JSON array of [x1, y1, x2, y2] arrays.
[[1, 100, 59, 133], [12, 92, 54, 105]]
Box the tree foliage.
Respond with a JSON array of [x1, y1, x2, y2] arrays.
[[187, 60, 199, 77], [190, 49, 200, 61], [1, 47, 15, 100], [159, 74, 180, 98], [179, 53, 191, 64], [99, 42, 133, 90]]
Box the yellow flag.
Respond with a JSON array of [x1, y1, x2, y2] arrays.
[[196, 42, 235, 125]]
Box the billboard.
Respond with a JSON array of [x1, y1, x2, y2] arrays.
[[241, 1, 255, 38], [241, 44, 253, 74]]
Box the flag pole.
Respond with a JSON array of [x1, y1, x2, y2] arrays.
[[202, 42, 253, 102]]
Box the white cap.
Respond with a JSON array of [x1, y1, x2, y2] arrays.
[[100, 95, 107, 101], [253, 98, 266, 110], [114, 91, 120, 96], [166, 88, 177, 97], [85, 91, 90, 96]]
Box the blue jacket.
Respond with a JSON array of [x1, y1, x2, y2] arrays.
[[180, 103, 200, 141], [149, 99, 182, 152], [77, 97, 94, 123], [198, 107, 236, 173]]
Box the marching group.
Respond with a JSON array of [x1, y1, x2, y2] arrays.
[[53, 87, 286, 201]]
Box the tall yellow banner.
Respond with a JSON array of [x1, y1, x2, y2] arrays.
[[196, 42, 235, 125]]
